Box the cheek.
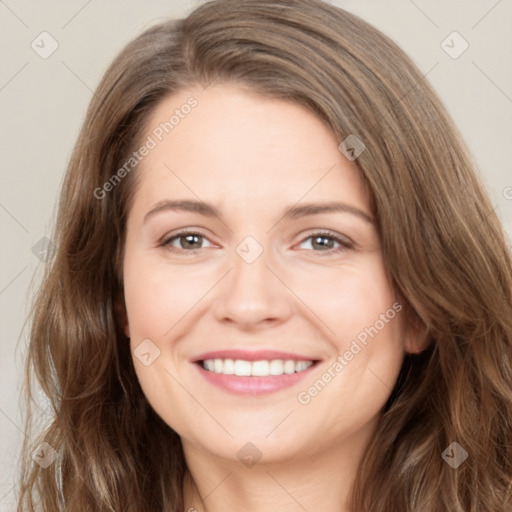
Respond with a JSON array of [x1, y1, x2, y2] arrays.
[[123, 253, 198, 432], [290, 258, 400, 345], [290, 258, 406, 399], [123, 251, 206, 336], [296, 268, 405, 432]]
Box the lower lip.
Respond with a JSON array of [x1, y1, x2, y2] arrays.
[[194, 362, 317, 395]]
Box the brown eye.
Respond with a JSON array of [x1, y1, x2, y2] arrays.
[[161, 230, 213, 251], [297, 231, 353, 254]]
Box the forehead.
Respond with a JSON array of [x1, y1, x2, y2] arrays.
[[130, 84, 369, 216]]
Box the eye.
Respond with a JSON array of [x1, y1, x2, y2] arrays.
[[160, 229, 353, 254], [160, 229, 214, 252], [296, 231, 353, 254]]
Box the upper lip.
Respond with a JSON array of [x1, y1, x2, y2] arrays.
[[190, 349, 319, 363]]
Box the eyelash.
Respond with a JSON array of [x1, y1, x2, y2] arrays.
[[160, 229, 353, 255]]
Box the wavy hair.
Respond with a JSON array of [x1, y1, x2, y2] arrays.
[[16, 0, 512, 510]]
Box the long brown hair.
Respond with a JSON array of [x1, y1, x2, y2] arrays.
[[16, 0, 512, 510]]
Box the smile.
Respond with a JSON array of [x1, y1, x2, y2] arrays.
[[201, 358, 314, 376], [191, 350, 320, 395]]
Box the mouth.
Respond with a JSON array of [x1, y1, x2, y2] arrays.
[[191, 350, 321, 395], [200, 358, 315, 376]]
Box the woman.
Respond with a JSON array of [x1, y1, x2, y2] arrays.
[[17, 0, 512, 510]]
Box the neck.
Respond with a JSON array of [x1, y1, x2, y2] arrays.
[[182, 417, 377, 512]]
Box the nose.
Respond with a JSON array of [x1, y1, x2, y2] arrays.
[[211, 240, 294, 330]]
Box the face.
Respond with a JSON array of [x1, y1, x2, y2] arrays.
[[122, 84, 417, 464]]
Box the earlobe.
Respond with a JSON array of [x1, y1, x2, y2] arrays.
[[399, 295, 432, 354], [402, 303, 430, 354], [404, 320, 430, 354]]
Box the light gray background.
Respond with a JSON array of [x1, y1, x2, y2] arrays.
[[1, 0, 511, 508]]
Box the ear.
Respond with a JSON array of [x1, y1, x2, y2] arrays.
[[403, 307, 430, 354]]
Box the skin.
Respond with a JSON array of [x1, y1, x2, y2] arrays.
[[122, 84, 421, 512]]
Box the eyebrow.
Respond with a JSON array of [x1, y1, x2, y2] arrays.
[[143, 199, 374, 224]]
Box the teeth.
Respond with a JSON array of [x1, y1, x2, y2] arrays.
[[269, 360, 284, 375], [234, 360, 251, 376], [284, 360, 295, 374], [223, 358, 235, 375], [251, 360, 269, 376], [201, 358, 314, 376], [295, 361, 310, 372]]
